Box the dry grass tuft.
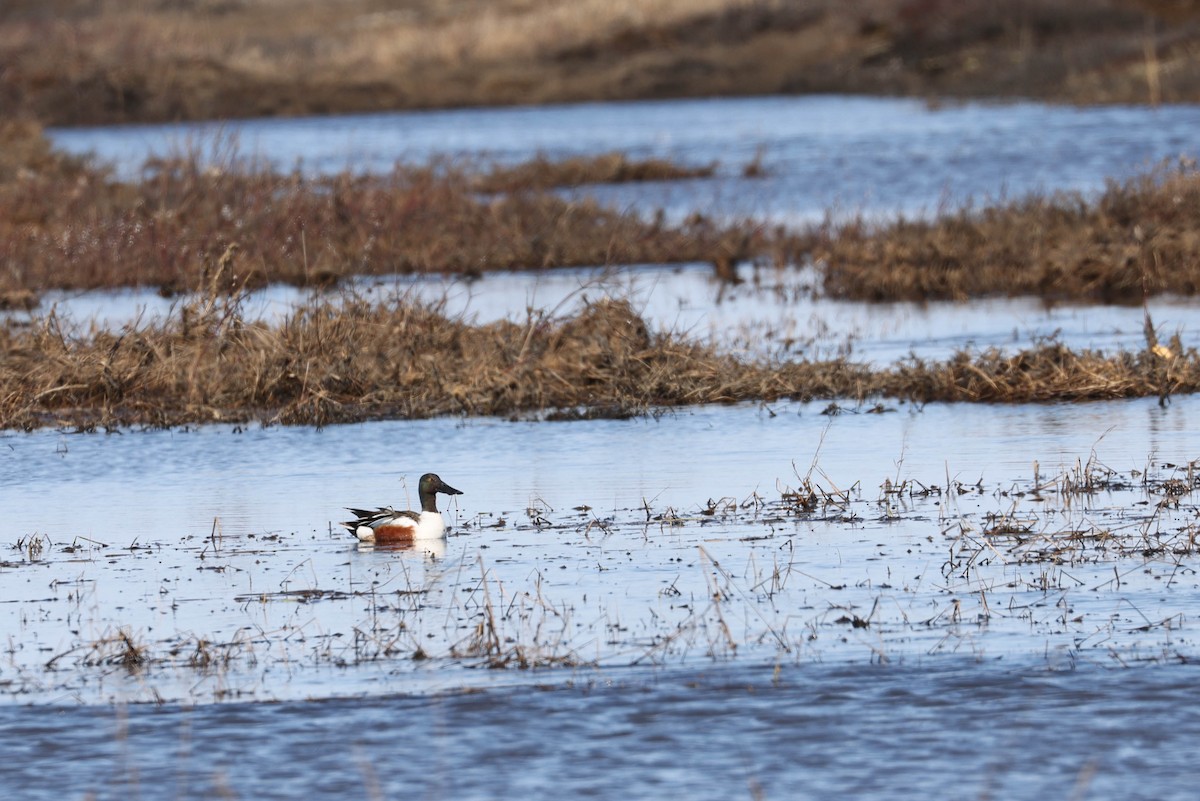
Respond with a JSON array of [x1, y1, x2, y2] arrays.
[[473, 151, 716, 193], [0, 118, 89, 181], [45, 626, 147, 672], [884, 335, 1193, 403], [0, 284, 771, 429]]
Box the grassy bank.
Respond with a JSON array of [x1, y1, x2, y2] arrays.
[[815, 159, 1200, 303], [2, 1, 1199, 127], [1, 279, 1192, 431], [0, 124, 792, 301]]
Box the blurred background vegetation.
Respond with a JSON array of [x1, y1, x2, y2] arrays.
[[2, 0, 1199, 126]]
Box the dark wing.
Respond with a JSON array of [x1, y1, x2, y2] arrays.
[[342, 506, 391, 532], [341, 506, 420, 533], [346, 506, 387, 519]]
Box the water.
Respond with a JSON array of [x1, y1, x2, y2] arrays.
[[4, 399, 1200, 702], [17, 265, 1200, 366], [48, 95, 1200, 223], [11, 96, 1200, 799], [14, 380, 1194, 799], [2, 662, 1198, 801]]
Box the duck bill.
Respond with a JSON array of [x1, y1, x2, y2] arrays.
[[438, 480, 463, 496]]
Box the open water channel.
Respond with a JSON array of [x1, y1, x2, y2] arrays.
[[1, 96, 1199, 799]]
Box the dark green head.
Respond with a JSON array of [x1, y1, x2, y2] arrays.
[[418, 473, 463, 512]]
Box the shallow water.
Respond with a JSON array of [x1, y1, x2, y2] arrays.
[[11, 96, 1200, 799], [4, 397, 1200, 703], [2, 661, 1199, 801], [16, 264, 1200, 366], [4, 399, 1200, 797], [48, 95, 1200, 223]]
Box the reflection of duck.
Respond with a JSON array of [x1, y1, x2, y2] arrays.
[[356, 538, 446, 558], [342, 473, 463, 545]]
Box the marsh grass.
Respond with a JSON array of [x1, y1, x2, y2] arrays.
[[0, 126, 788, 298], [11, 120, 1200, 308], [817, 160, 1200, 303], [45, 626, 147, 672], [13, 532, 47, 561], [10, 121, 1200, 308], [449, 556, 581, 669], [2, 267, 1197, 430], [473, 151, 717, 193], [5, 126, 1200, 427]]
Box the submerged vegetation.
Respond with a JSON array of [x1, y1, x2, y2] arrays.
[[13, 451, 1200, 701]]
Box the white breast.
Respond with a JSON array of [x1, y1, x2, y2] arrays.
[[413, 511, 447, 540]]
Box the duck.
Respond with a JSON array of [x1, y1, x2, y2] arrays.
[[342, 473, 463, 544]]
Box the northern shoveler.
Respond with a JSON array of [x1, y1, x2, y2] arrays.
[[342, 473, 463, 544]]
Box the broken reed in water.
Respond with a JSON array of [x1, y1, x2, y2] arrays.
[[0, 279, 1193, 431]]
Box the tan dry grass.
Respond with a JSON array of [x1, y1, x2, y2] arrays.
[[881, 337, 1190, 403], [815, 161, 1200, 303], [472, 152, 717, 193], [0, 119, 88, 181], [8, 122, 1200, 308], [0, 126, 787, 297], [1, 274, 1195, 431], [0, 0, 816, 123], [351, 0, 758, 67], [0, 290, 752, 430]]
